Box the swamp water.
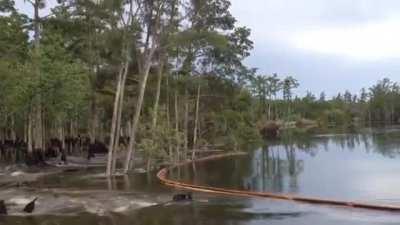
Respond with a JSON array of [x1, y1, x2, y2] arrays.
[[3, 128, 400, 224]]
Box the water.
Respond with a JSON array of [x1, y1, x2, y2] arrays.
[[173, 130, 400, 203], [3, 128, 400, 224]]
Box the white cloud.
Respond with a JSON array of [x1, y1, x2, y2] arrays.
[[290, 18, 400, 61], [231, 0, 400, 61]]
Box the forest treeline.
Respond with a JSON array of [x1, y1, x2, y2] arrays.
[[0, 0, 399, 175]]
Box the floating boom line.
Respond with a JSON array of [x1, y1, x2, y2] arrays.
[[157, 152, 400, 212]]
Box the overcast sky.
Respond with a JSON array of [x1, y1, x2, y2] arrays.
[[16, 0, 400, 97], [230, 0, 400, 97]]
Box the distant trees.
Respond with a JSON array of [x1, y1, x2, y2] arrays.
[[289, 78, 400, 126], [248, 74, 400, 128], [368, 78, 399, 122], [249, 74, 300, 120]]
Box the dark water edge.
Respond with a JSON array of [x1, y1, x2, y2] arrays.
[[2, 127, 400, 224]]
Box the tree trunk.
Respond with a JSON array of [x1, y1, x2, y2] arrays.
[[89, 93, 97, 144], [152, 61, 164, 128], [183, 89, 189, 159], [122, 0, 162, 172], [112, 60, 129, 173], [107, 56, 129, 176], [106, 67, 123, 176], [0, 127, 4, 146], [124, 56, 154, 173], [166, 74, 173, 162], [57, 118, 64, 156], [10, 116, 16, 142], [33, 105, 43, 151], [33, 0, 40, 49], [31, 0, 43, 153], [108, 0, 137, 173], [146, 61, 165, 172], [174, 91, 180, 163], [27, 112, 33, 154], [42, 110, 46, 150], [24, 116, 28, 144], [192, 85, 201, 160], [146, 158, 152, 172]]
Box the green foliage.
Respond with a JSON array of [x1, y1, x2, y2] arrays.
[[282, 76, 299, 101], [138, 107, 176, 160], [318, 109, 351, 126], [0, 13, 28, 61], [207, 90, 261, 151], [171, 30, 228, 50], [0, 9, 90, 126]]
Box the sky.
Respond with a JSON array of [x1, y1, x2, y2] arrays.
[[230, 0, 400, 97], [15, 0, 400, 97], [15, 0, 55, 16]]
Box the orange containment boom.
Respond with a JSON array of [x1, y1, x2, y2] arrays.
[[157, 152, 400, 212]]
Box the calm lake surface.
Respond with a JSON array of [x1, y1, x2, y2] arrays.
[[3, 127, 400, 225]]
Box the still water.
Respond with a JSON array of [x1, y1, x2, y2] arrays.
[[173, 129, 400, 202], [3, 128, 400, 225]]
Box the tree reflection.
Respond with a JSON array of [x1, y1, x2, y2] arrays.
[[169, 128, 400, 196], [243, 128, 400, 194], [243, 143, 304, 194]]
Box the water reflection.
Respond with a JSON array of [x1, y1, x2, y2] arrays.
[[173, 129, 400, 202], [243, 146, 304, 194]]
